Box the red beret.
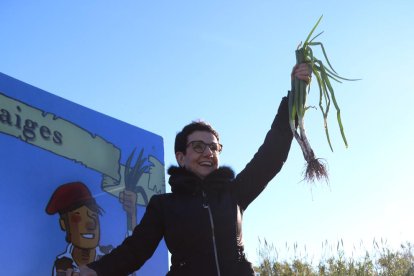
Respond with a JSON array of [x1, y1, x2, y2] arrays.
[[46, 181, 94, 215]]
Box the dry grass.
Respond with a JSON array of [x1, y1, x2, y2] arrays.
[[256, 238, 414, 275]]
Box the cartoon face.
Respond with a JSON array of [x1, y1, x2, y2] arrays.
[[63, 205, 100, 249]]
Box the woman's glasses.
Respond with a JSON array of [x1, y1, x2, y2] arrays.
[[186, 141, 223, 154]]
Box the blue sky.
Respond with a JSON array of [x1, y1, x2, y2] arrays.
[[1, 0, 414, 266]]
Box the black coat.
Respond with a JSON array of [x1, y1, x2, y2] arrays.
[[88, 97, 293, 276]]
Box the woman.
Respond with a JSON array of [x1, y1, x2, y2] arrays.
[[79, 63, 311, 276]]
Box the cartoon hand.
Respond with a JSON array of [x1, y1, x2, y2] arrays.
[[119, 190, 137, 215], [56, 257, 80, 276], [119, 189, 138, 231]]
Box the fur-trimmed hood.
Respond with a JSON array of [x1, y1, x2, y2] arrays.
[[167, 166, 235, 194]]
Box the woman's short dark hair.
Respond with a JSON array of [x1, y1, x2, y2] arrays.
[[175, 121, 220, 154]]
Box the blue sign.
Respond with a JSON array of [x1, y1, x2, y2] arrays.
[[0, 72, 168, 275]]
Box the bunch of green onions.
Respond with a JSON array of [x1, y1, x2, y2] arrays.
[[124, 148, 148, 230], [289, 15, 358, 183]]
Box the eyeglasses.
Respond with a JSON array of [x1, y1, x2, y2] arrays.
[[186, 141, 223, 154]]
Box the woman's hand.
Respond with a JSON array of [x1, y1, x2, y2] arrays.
[[78, 266, 97, 276], [291, 63, 312, 84]]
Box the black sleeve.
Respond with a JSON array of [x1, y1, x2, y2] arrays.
[[234, 96, 293, 210], [87, 195, 165, 276]]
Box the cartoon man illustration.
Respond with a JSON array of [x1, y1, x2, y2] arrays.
[[46, 181, 113, 276]]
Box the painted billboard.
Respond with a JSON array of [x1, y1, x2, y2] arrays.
[[0, 72, 168, 275]]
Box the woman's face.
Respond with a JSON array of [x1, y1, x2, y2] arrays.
[[176, 131, 220, 179]]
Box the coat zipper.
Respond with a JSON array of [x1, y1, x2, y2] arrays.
[[202, 190, 221, 276]]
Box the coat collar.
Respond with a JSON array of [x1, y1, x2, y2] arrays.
[[168, 166, 235, 194]]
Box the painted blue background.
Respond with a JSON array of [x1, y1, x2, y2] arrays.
[[0, 72, 168, 275]]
